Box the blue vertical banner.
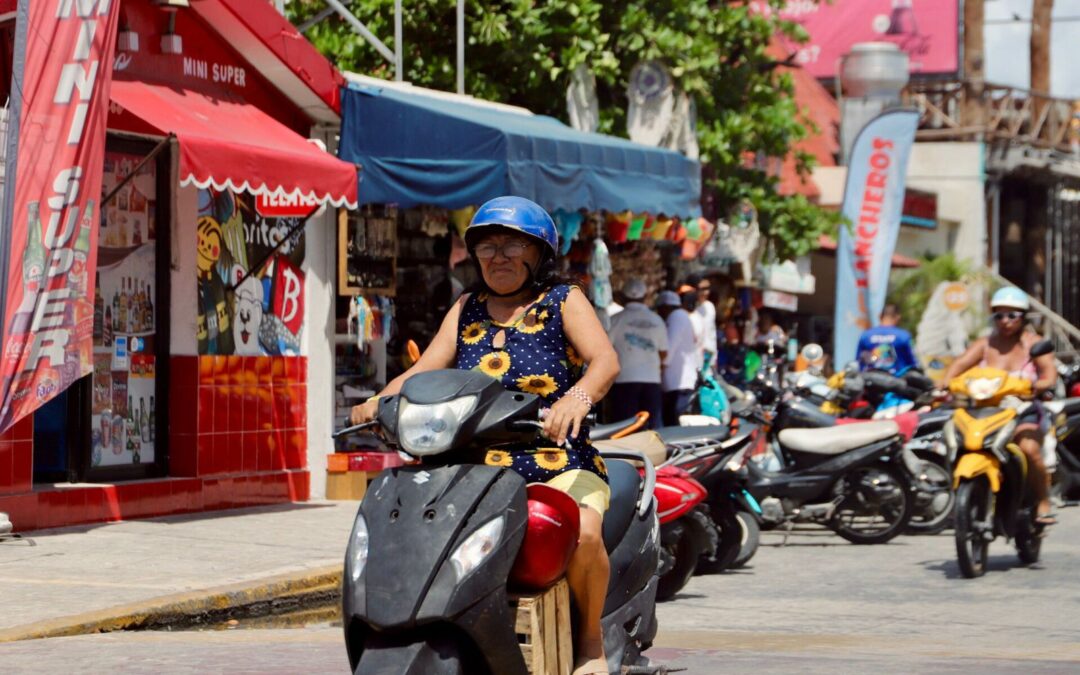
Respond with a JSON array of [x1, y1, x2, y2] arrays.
[[833, 109, 919, 366]]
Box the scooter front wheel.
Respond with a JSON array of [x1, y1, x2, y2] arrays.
[[656, 522, 704, 601], [731, 510, 761, 568], [695, 501, 741, 574], [954, 478, 992, 578]]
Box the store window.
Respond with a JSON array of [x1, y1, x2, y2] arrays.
[[34, 136, 172, 484]]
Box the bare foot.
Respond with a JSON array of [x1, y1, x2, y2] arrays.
[[572, 655, 609, 675], [573, 637, 607, 674]]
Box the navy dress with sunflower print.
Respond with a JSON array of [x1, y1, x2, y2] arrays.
[[455, 284, 608, 485]]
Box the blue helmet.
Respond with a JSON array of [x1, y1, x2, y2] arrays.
[[991, 286, 1030, 311], [466, 196, 559, 258]]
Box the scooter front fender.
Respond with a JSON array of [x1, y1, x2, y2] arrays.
[[952, 452, 1001, 492]]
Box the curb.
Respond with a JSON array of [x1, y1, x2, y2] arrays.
[[0, 564, 344, 643]]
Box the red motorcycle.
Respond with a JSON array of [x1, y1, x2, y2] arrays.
[[650, 464, 714, 601]]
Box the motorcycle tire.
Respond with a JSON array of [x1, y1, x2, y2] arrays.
[[731, 510, 761, 569], [830, 465, 914, 545], [1015, 509, 1043, 565], [905, 457, 955, 536], [656, 522, 704, 601], [954, 478, 991, 578], [696, 500, 742, 574]]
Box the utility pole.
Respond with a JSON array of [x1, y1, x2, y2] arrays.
[[456, 0, 464, 94], [962, 0, 985, 131], [1031, 0, 1054, 95]]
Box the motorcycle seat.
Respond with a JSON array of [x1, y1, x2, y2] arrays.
[[778, 420, 900, 455], [591, 416, 641, 441], [594, 431, 668, 467], [601, 459, 640, 554], [1046, 398, 1080, 417], [655, 425, 730, 445]]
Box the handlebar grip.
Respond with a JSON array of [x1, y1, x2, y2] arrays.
[[332, 421, 378, 439]]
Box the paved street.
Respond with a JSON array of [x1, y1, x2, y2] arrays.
[[1, 507, 1078, 673]]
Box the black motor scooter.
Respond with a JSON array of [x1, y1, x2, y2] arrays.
[[747, 420, 919, 544], [337, 369, 661, 675]]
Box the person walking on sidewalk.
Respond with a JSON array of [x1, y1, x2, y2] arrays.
[[607, 278, 667, 428], [691, 275, 718, 372], [657, 290, 699, 426]]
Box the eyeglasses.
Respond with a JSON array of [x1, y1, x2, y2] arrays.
[[473, 240, 530, 260], [992, 310, 1024, 322]]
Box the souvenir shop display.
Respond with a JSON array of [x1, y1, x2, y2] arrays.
[[338, 206, 397, 295]]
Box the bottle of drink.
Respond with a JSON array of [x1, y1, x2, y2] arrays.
[[148, 396, 155, 442], [120, 277, 129, 333], [140, 397, 149, 443], [131, 393, 141, 440], [112, 281, 120, 330], [74, 200, 93, 256], [104, 306, 113, 346], [22, 202, 45, 294], [146, 284, 154, 332], [93, 272, 104, 341]]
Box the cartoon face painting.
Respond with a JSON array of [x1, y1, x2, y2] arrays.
[[196, 216, 223, 279], [233, 275, 264, 356]]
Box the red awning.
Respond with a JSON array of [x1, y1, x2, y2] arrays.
[[110, 80, 358, 209], [817, 235, 921, 269]]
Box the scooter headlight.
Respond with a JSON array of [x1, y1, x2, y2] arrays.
[[397, 395, 477, 456], [966, 376, 1003, 401], [449, 516, 504, 581], [348, 514, 370, 583]]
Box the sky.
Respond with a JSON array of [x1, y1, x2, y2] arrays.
[[984, 0, 1080, 97]]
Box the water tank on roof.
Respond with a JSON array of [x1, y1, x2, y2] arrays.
[[840, 42, 909, 99]]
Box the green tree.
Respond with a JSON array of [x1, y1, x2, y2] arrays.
[[289, 0, 840, 260], [887, 253, 988, 334]]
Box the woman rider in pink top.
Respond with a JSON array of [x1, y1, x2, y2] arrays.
[[944, 287, 1058, 525]]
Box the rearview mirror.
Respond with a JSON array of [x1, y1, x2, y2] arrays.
[[1030, 339, 1055, 359]]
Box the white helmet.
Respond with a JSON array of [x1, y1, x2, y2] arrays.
[[990, 286, 1030, 311]]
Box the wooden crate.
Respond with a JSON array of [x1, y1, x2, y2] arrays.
[[510, 579, 573, 675]]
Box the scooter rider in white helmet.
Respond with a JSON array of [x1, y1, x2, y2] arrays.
[[944, 287, 1058, 526]]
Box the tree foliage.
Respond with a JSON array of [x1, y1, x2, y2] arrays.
[[887, 253, 988, 334], [288, 0, 841, 260]]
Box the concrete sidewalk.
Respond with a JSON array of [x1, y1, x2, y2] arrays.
[[0, 501, 359, 640]]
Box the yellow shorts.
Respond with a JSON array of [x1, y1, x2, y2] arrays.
[[544, 469, 611, 517]]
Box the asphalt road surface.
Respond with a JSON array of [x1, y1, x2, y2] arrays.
[[2, 510, 1079, 673]]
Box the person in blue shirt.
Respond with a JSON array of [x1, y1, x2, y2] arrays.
[[857, 304, 917, 375]]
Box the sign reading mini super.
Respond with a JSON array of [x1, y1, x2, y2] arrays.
[[0, 0, 122, 431], [833, 109, 919, 366]]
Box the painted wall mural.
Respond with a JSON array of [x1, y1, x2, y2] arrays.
[[196, 189, 306, 356]]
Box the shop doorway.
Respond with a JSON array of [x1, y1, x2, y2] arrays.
[[32, 136, 172, 485]]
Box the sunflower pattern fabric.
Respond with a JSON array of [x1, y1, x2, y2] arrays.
[[456, 283, 608, 485]]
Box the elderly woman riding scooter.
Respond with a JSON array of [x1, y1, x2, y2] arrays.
[[351, 196, 620, 675]]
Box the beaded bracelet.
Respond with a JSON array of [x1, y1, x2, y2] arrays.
[[565, 385, 593, 409]]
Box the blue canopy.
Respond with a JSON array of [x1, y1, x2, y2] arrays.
[[339, 83, 701, 217]]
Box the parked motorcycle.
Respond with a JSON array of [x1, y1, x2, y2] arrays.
[[950, 340, 1053, 578], [337, 369, 661, 674], [654, 423, 766, 572], [652, 464, 714, 600], [746, 419, 918, 544], [1049, 398, 1080, 501]]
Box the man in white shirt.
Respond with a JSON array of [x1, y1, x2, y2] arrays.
[[607, 278, 668, 428], [658, 290, 700, 426], [692, 276, 718, 370]]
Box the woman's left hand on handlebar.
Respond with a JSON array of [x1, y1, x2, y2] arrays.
[[350, 398, 379, 426], [543, 394, 591, 445]]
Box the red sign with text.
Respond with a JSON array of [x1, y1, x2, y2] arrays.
[[770, 0, 960, 79], [0, 0, 121, 431]]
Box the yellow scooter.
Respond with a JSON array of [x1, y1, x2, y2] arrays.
[[948, 340, 1055, 578]]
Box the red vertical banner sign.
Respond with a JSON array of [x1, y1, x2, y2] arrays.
[[0, 0, 122, 430]]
